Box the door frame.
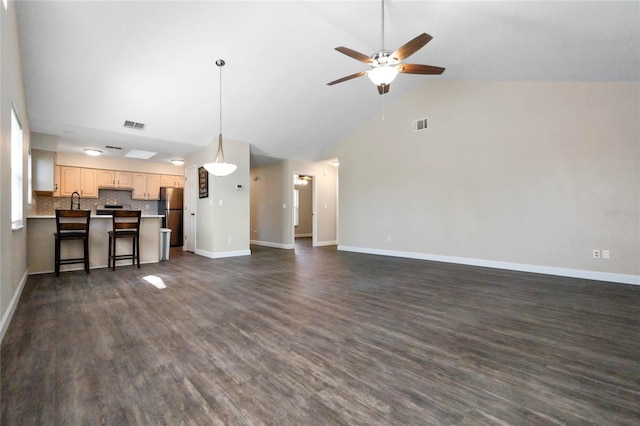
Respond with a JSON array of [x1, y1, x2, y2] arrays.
[[292, 172, 317, 247], [184, 165, 197, 252]]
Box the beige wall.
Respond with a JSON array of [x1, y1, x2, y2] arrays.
[[1, 0, 30, 340], [332, 81, 639, 283], [185, 137, 250, 257], [250, 158, 338, 248], [289, 159, 338, 246], [250, 159, 290, 246]]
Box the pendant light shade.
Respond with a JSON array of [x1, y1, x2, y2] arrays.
[[203, 59, 237, 177], [204, 134, 238, 176]]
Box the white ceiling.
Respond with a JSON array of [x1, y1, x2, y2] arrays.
[[17, 1, 640, 164]]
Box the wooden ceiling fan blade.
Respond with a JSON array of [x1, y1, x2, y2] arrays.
[[335, 47, 372, 64], [398, 64, 445, 75], [377, 83, 390, 95], [391, 33, 432, 61], [327, 71, 367, 86]]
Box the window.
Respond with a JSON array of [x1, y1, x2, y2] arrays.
[[28, 151, 33, 205], [11, 107, 24, 229]]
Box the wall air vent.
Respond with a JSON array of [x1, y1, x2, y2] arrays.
[[124, 120, 145, 130], [413, 118, 428, 132], [105, 145, 123, 150]]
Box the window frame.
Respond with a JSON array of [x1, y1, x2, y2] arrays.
[[11, 106, 24, 230]]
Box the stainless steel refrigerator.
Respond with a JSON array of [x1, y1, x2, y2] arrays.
[[159, 187, 184, 247]]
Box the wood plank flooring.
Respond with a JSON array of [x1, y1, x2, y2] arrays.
[[2, 239, 640, 425]]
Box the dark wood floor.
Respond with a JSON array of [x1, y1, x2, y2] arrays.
[[2, 239, 640, 425]]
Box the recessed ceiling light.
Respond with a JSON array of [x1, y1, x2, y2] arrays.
[[84, 149, 102, 156], [171, 159, 185, 166], [125, 149, 157, 160]]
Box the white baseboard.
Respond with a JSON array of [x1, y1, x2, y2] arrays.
[[250, 240, 294, 250], [337, 246, 640, 286], [195, 248, 252, 259], [1, 270, 29, 344], [315, 240, 338, 247]]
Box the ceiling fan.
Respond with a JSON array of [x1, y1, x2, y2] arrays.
[[327, 0, 445, 95]]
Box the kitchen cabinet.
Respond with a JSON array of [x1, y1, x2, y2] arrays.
[[80, 168, 98, 197], [98, 170, 115, 187], [98, 170, 133, 189], [160, 174, 184, 188], [32, 149, 56, 195], [116, 171, 133, 188], [58, 166, 98, 198], [53, 166, 61, 197], [132, 173, 161, 200]]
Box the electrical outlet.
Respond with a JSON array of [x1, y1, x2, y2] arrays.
[[602, 250, 610, 259], [593, 249, 601, 259], [227, 237, 232, 244], [219, 200, 224, 206], [386, 236, 392, 243], [53, 202, 59, 208]]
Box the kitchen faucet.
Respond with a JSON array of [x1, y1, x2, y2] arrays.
[[70, 191, 81, 210]]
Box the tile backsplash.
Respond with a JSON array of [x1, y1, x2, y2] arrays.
[[34, 189, 160, 215]]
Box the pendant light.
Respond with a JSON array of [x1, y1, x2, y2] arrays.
[[203, 59, 237, 177]]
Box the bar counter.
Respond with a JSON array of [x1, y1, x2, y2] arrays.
[[27, 215, 164, 274]]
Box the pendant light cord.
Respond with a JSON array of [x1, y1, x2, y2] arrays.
[[219, 62, 223, 136], [380, 0, 385, 51]]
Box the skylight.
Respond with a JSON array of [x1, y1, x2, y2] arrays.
[[125, 150, 157, 160]]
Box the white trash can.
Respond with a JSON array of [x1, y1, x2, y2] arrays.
[[160, 228, 172, 260]]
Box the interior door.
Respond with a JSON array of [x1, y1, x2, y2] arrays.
[[184, 165, 197, 252]]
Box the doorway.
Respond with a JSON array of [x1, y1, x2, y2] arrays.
[[293, 174, 315, 246], [184, 165, 197, 252]]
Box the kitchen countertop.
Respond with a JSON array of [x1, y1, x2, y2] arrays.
[[28, 214, 164, 219]]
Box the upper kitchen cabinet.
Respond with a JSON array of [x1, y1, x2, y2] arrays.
[[98, 170, 133, 189], [58, 166, 98, 198], [160, 174, 184, 188], [132, 173, 161, 200], [98, 170, 115, 187], [32, 149, 56, 195], [115, 171, 133, 188]]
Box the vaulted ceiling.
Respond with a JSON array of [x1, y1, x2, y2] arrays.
[[17, 1, 640, 164]]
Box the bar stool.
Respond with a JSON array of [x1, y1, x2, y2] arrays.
[[108, 210, 142, 270], [54, 209, 91, 277]]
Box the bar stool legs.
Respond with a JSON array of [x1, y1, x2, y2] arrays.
[[108, 210, 142, 270], [54, 209, 91, 277]]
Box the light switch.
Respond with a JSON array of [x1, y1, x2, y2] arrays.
[[219, 200, 224, 206]]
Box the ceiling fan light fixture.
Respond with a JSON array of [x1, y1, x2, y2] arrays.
[[367, 66, 398, 85]]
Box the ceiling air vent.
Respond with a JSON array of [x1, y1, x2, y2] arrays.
[[124, 120, 145, 130], [105, 145, 122, 150], [413, 118, 428, 132]]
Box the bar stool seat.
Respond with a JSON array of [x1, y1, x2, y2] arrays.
[[54, 209, 91, 277], [108, 210, 142, 270]]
